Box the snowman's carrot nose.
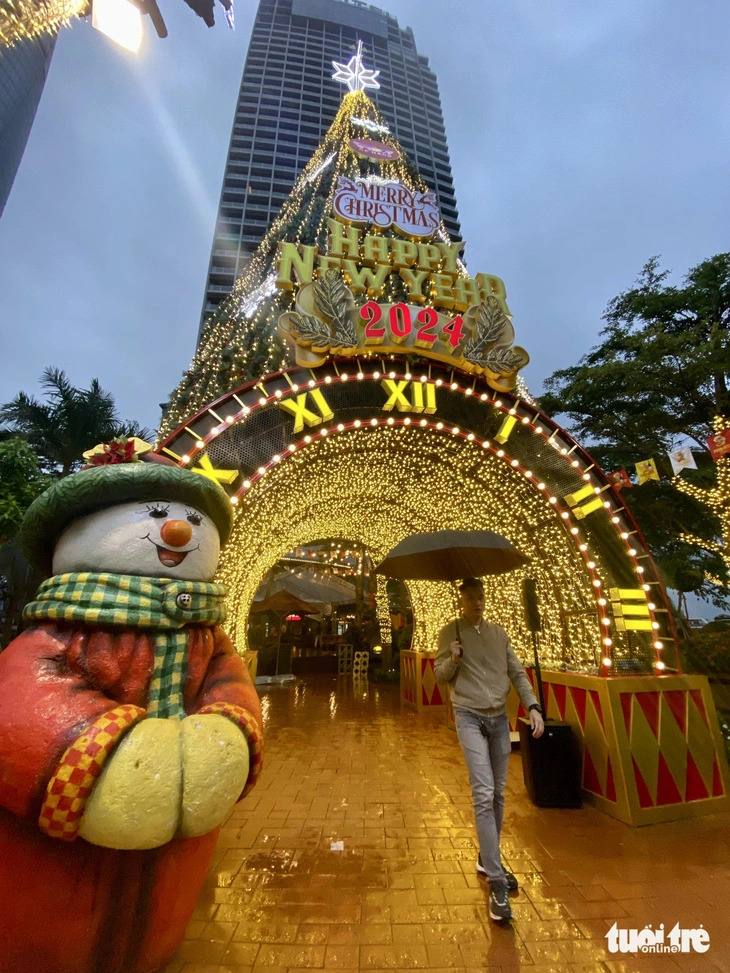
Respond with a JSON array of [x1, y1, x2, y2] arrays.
[[160, 519, 193, 548]]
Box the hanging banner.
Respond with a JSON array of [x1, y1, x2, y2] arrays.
[[608, 469, 632, 489], [707, 429, 730, 461], [635, 458, 660, 485], [668, 447, 698, 475]]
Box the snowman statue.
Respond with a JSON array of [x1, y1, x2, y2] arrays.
[[0, 439, 263, 973]]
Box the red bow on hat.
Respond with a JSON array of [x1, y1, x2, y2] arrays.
[[82, 438, 153, 467]]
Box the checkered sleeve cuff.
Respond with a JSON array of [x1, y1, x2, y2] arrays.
[[196, 702, 263, 800], [38, 704, 145, 841]]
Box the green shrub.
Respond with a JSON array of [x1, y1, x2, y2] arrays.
[[680, 629, 730, 675]]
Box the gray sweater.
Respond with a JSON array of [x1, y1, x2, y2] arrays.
[[433, 618, 538, 715]]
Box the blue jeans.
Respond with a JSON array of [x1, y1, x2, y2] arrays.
[[454, 707, 511, 891]]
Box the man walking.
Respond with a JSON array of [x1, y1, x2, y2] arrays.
[[434, 578, 544, 923]]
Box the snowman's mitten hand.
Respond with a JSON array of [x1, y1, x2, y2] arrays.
[[178, 713, 249, 838], [196, 702, 263, 799], [38, 704, 145, 841], [77, 718, 183, 849]]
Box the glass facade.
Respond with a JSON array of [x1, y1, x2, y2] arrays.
[[201, 0, 461, 325], [0, 34, 56, 218]]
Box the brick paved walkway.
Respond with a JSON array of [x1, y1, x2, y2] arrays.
[[163, 674, 730, 972]]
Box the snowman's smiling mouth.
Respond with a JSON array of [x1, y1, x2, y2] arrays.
[[156, 546, 189, 568], [143, 535, 200, 568]]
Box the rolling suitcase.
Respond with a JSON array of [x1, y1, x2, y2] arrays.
[[518, 717, 582, 808]]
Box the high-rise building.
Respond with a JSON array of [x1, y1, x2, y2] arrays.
[[0, 34, 56, 218], [201, 0, 460, 327]]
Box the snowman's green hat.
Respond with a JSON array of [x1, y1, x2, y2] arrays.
[[20, 442, 235, 575]]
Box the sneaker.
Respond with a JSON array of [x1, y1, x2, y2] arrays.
[[476, 855, 518, 892], [502, 866, 519, 892], [488, 888, 513, 923]]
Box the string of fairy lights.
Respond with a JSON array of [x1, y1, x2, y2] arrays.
[[160, 90, 471, 439], [674, 414, 730, 577], [375, 573, 393, 642], [0, 0, 85, 46], [280, 543, 366, 575], [168, 362, 672, 674], [213, 424, 601, 669]]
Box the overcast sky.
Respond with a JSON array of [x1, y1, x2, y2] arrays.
[[1, 0, 728, 435]]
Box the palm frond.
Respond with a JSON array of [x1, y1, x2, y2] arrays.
[[41, 367, 76, 405]]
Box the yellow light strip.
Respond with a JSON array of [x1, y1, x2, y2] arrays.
[[613, 604, 651, 618], [615, 619, 654, 632], [609, 587, 647, 600], [494, 415, 517, 444], [571, 497, 605, 520]]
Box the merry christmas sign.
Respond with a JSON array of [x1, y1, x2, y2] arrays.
[[333, 176, 439, 237]]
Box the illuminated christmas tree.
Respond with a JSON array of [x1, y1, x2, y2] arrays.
[[161, 80, 476, 437], [0, 0, 84, 47]]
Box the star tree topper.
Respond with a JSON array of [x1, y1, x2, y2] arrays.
[[331, 40, 381, 93]]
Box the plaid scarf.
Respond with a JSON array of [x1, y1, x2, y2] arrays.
[[24, 572, 228, 720]]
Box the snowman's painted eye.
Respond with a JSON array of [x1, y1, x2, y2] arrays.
[[186, 509, 203, 526], [146, 504, 170, 519]]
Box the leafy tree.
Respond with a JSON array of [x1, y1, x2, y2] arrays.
[[0, 368, 152, 477], [0, 438, 52, 546], [540, 254, 730, 608]]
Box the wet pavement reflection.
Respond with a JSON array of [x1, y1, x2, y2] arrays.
[[164, 674, 730, 971]]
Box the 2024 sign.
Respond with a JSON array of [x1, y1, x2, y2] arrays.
[[359, 301, 466, 350], [278, 273, 529, 392]]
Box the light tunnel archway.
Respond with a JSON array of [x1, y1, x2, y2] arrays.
[[216, 424, 601, 668], [160, 358, 678, 674]]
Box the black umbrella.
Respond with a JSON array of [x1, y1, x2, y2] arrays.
[[372, 529, 529, 581], [373, 529, 534, 682]]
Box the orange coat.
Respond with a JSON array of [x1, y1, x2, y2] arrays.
[[0, 621, 262, 973]]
